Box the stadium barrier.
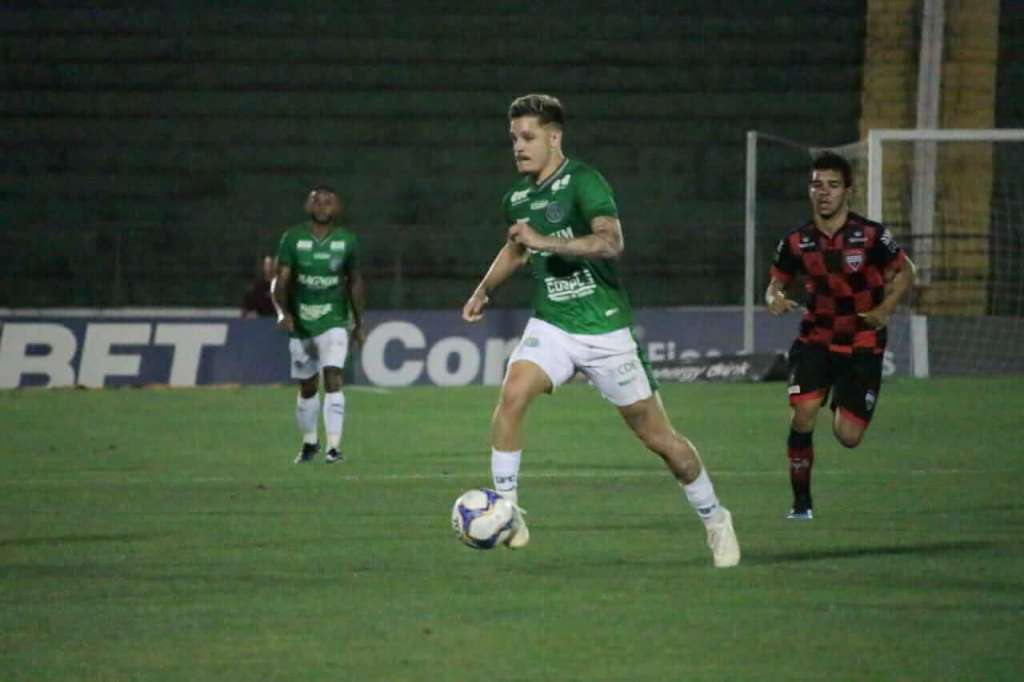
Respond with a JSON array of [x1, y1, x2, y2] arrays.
[[650, 352, 788, 384], [0, 308, 910, 388]]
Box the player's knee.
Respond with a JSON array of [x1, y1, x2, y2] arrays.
[[638, 429, 682, 467], [834, 428, 863, 449], [632, 423, 664, 452], [496, 384, 533, 418], [646, 432, 701, 480], [642, 422, 681, 455], [622, 400, 678, 455], [322, 367, 344, 392], [791, 409, 817, 433], [298, 377, 319, 398], [662, 433, 699, 467], [833, 410, 866, 448]]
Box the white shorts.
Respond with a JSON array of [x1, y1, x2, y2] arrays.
[[507, 318, 654, 407], [289, 327, 350, 380]]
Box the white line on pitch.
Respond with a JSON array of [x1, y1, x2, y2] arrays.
[[0, 468, 1014, 486]]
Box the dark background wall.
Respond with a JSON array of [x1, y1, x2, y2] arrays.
[[10, 0, 1007, 311], [998, 1, 1024, 127]]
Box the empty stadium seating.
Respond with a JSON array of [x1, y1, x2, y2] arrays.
[[3, 2, 869, 308]]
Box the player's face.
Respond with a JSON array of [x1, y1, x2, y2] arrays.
[[305, 190, 341, 225], [510, 116, 560, 177], [809, 169, 850, 219]]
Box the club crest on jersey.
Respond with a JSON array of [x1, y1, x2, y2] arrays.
[[880, 229, 899, 254], [845, 252, 864, 271], [545, 201, 565, 223]]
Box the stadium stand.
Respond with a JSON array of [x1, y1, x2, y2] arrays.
[[3, 2, 868, 307]]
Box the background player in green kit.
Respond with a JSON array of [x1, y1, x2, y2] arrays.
[[461, 94, 740, 567], [273, 186, 366, 464]]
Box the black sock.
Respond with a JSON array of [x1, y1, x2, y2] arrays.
[[787, 428, 814, 509]]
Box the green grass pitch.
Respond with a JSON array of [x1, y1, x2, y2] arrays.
[[1, 377, 1022, 681]]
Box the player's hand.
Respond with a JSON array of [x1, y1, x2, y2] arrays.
[[858, 306, 891, 329], [462, 289, 489, 322], [351, 323, 366, 348], [766, 291, 799, 315], [276, 313, 295, 333], [507, 221, 546, 251]]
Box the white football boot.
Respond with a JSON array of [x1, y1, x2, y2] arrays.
[[504, 504, 530, 549], [705, 507, 740, 568]]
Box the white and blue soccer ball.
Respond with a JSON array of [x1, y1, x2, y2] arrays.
[[451, 488, 515, 550]]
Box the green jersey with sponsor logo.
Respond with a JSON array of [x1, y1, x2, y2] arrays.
[[276, 223, 360, 338], [502, 158, 633, 334]]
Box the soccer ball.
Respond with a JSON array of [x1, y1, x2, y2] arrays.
[[451, 488, 516, 550]]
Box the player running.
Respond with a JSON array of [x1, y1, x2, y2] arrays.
[[461, 94, 740, 567], [273, 186, 366, 464], [766, 152, 916, 519]]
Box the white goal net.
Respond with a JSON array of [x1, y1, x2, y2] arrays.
[[745, 128, 1024, 377]]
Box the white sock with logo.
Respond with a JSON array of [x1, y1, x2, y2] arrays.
[[491, 448, 522, 505], [323, 390, 346, 450], [681, 467, 721, 523], [296, 394, 320, 445]]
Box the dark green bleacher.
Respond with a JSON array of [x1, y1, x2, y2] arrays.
[[1, 2, 865, 308]]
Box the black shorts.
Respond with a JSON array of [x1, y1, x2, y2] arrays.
[[786, 341, 883, 426]]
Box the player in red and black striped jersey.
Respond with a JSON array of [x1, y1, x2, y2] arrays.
[[765, 151, 916, 520]]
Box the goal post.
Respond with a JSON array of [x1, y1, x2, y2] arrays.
[[745, 128, 1024, 377], [742, 131, 867, 357]]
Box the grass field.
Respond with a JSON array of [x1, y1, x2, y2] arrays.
[[1, 377, 1022, 681]]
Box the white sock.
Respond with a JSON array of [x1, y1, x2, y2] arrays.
[[296, 394, 320, 445], [323, 390, 345, 450], [491, 448, 522, 505], [682, 467, 721, 522]]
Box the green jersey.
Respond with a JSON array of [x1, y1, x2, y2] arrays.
[[502, 158, 633, 334], [276, 223, 360, 339]]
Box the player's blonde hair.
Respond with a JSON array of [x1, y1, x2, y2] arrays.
[[508, 94, 564, 128]]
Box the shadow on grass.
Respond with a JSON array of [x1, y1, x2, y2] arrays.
[[746, 540, 1000, 565]]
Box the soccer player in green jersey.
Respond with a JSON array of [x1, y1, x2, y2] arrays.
[[273, 186, 366, 464], [461, 94, 740, 567]]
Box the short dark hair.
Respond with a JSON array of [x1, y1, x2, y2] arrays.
[[508, 94, 565, 127], [811, 151, 853, 187]]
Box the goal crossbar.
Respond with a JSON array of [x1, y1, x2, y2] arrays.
[[867, 128, 1024, 221]]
